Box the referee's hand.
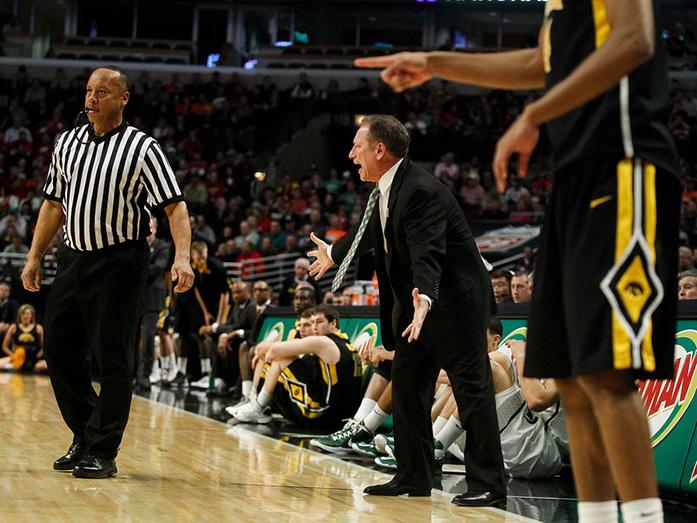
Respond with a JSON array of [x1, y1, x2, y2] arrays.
[[171, 259, 194, 293], [21, 258, 42, 292]]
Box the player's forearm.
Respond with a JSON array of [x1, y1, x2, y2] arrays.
[[216, 293, 229, 324], [269, 338, 312, 359], [523, 1, 654, 127], [520, 377, 558, 412], [27, 200, 63, 261], [427, 49, 545, 91], [165, 201, 191, 263], [194, 288, 211, 321]]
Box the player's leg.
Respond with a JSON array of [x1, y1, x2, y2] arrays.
[[577, 371, 659, 502], [556, 377, 619, 521], [311, 360, 391, 453], [233, 357, 294, 423], [238, 341, 254, 398]]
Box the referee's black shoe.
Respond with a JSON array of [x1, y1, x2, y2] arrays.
[[72, 455, 118, 479], [53, 442, 86, 471]]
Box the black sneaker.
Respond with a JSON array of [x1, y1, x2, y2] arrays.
[[165, 371, 187, 388]]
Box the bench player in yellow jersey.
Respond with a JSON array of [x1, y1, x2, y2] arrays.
[[356, 1, 678, 521], [232, 305, 363, 430]]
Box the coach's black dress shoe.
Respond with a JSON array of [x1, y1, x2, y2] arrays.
[[364, 480, 431, 497], [452, 491, 506, 507], [53, 443, 86, 471], [72, 455, 118, 479]]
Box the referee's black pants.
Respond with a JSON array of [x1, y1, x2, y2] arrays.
[[45, 241, 148, 459]]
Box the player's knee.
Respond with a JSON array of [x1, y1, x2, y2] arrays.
[[490, 360, 511, 394], [556, 378, 593, 412], [577, 370, 635, 401]]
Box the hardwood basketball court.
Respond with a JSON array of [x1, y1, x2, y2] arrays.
[[0, 374, 537, 522]]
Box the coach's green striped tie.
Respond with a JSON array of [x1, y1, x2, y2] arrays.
[[332, 186, 380, 293]]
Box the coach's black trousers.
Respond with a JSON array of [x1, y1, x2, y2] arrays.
[[390, 279, 505, 496], [45, 241, 148, 459]]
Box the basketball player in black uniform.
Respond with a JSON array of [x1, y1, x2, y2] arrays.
[[233, 305, 363, 429], [357, 1, 677, 520]]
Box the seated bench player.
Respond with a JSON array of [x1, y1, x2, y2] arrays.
[[232, 305, 363, 429], [432, 318, 566, 479]]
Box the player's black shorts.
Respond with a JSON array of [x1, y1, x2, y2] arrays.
[[270, 356, 341, 429], [374, 358, 392, 381], [525, 157, 680, 380]]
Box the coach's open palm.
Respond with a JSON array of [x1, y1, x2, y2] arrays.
[[402, 288, 430, 343], [307, 232, 333, 280]]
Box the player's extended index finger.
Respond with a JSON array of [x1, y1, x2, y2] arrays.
[[354, 56, 397, 69]]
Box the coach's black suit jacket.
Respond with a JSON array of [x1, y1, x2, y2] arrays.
[[332, 159, 505, 493]]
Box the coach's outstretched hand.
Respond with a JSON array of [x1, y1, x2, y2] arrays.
[[307, 232, 333, 280], [402, 288, 430, 343], [354, 52, 434, 93]]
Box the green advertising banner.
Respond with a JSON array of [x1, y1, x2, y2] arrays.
[[257, 310, 697, 496], [498, 318, 697, 496]]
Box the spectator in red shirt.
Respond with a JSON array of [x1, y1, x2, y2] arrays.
[[236, 241, 265, 278]]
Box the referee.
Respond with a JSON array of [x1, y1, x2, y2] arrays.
[[21, 66, 194, 479]]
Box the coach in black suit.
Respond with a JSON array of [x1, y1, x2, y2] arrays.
[[308, 115, 505, 506]]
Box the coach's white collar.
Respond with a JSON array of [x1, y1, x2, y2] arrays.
[[377, 158, 404, 198]]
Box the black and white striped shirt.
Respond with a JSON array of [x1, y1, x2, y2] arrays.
[[43, 122, 183, 252]]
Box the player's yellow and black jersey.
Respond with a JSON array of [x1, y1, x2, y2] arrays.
[[542, 0, 678, 175], [269, 331, 363, 428]]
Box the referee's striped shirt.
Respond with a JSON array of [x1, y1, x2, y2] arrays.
[[43, 122, 183, 252]]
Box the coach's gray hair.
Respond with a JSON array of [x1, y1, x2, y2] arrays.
[[361, 114, 410, 158]]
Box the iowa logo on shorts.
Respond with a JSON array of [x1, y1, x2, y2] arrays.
[[603, 240, 661, 337], [286, 378, 308, 408], [601, 159, 663, 370]]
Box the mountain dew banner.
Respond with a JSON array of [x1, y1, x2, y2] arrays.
[[256, 309, 382, 348], [499, 317, 697, 496], [257, 308, 697, 496]]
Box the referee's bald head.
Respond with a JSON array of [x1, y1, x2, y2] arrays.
[[93, 66, 129, 92]]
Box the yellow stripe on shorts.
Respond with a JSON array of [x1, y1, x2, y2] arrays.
[[641, 162, 657, 372], [612, 159, 634, 369]]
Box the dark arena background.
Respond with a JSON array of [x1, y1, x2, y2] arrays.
[[1, 0, 697, 521]]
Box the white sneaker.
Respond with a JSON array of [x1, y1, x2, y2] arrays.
[[190, 374, 211, 390], [162, 364, 179, 383], [225, 396, 251, 416], [210, 378, 228, 394], [233, 400, 272, 424], [148, 366, 162, 384], [373, 434, 393, 455]]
